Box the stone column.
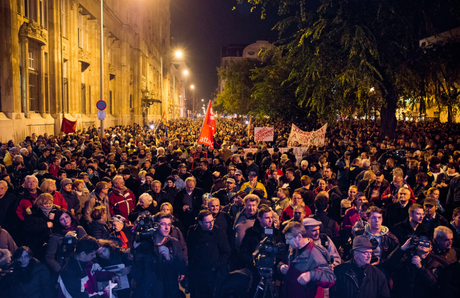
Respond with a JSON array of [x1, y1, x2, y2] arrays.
[[21, 37, 30, 116]]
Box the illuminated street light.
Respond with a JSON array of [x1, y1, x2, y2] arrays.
[[201, 99, 204, 102], [175, 50, 183, 59], [190, 84, 195, 89], [183, 69, 189, 76]]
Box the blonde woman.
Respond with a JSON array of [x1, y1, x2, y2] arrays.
[[40, 178, 68, 210]]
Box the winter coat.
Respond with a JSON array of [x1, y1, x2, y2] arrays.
[[446, 175, 460, 206], [388, 248, 444, 298], [173, 187, 204, 232], [108, 188, 136, 224], [8, 258, 52, 298], [364, 179, 390, 208], [363, 224, 399, 269], [0, 227, 17, 253], [131, 236, 187, 298], [61, 189, 80, 214], [391, 218, 429, 244], [384, 201, 413, 230], [23, 205, 59, 261], [128, 203, 158, 223], [238, 219, 282, 269], [88, 220, 111, 240], [281, 240, 336, 298], [186, 224, 231, 272], [51, 191, 69, 210], [45, 226, 87, 273], [58, 258, 114, 298], [330, 261, 390, 298]]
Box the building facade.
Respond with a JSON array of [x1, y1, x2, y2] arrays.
[[0, 0, 186, 142]]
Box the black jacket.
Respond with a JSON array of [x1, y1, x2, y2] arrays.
[[391, 218, 429, 244], [388, 248, 444, 298], [128, 203, 159, 223], [186, 224, 231, 272], [131, 236, 187, 298], [88, 220, 111, 239], [384, 201, 412, 230], [330, 261, 390, 298], [173, 187, 204, 232], [238, 219, 282, 270]]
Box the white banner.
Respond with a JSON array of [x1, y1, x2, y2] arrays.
[[254, 127, 274, 142], [287, 124, 327, 148]]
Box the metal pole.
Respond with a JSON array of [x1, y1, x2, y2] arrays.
[[160, 57, 164, 122], [100, 0, 104, 140]]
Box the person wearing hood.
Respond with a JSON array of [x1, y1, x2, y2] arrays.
[[363, 206, 399, 272], [108, 175, 136, 224], [60, 178, 80, 218]]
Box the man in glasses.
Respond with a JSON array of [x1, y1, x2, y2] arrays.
[[279, 222, 335, 298], [330, 236, 390, 298], [388, 233, 444, 298]]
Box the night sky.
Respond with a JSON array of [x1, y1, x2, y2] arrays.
[[170, 0, 280, 102]]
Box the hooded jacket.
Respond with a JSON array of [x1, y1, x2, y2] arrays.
[[363, 223, 399, 268]]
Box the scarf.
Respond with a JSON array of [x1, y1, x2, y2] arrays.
[[40, 205, 53, 217]]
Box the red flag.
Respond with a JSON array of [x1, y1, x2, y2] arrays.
[[61, 117, 77, 133], [198, 101, 215, 149]]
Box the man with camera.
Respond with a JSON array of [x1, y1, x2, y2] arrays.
[[392, 204, 429, 244], [388, 233, 444, 298], [131, 212, 187, 298], [187, 209, 231, 298], [279, 222, 336, 298], [238, 205, 282, 270]]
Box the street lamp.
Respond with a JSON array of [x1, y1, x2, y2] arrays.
[[175, 50, 183, 59]]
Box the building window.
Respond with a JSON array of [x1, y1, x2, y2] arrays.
[[130, 94, 133, 109], [28, 50, 35, 70]]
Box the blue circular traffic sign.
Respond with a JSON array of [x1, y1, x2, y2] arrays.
[[96, 100, 107, 110]]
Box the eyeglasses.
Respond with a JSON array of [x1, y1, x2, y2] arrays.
[[285, 234, 298, 242]]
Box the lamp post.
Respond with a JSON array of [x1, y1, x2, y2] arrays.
[[190, 84, 195, 117]]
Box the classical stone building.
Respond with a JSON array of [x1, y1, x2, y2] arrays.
[[0, 0, 186, 142]]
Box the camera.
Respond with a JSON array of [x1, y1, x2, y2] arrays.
[[134, 213, 159, 242], [253, 228, 286, 272], [410, 236, 419, 247]]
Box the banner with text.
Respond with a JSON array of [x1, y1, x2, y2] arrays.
[[287, 124, 327, 147], [254, 127, 274, 142]]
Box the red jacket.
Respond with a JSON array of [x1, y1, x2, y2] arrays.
[[109, 188, 135, 224], [52, 191, 69, 210]]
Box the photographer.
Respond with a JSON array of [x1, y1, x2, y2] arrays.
[[238, 205, 282, 270], [388, 234, 443, 298], [131, 212, 187, 298], [279, 222, 335, 298]]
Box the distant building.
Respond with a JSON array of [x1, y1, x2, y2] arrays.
[[0, 0, 185, 142], [218, 40, 270, 94]]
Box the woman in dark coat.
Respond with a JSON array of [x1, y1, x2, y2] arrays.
[[44, 209, 86, 275], [128, 193, 158, 223], [88, 206, 111, 239], [23, 193, 59, 261], [7, 246, 52, 298]]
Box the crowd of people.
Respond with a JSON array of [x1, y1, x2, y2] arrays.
[[0, 117, 459, 298]]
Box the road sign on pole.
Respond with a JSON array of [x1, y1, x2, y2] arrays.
[[96, 100, 107, 110], [97, 110, 106, 120]]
